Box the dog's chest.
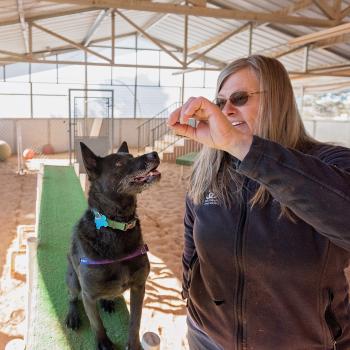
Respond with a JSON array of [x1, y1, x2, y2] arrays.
[[82, 262, 149, 299]]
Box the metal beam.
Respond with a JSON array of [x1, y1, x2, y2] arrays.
[[308, 63, 350, 72], [89, 30, 136, 44], [339, 5, 350, 20], [310, 33, 350, 49], [0, 30, 225, 70], [268, 23, 350, 62], [156, 37, 226, 68], [270, 45, 306, 59], [303, 46, 309, 72], [188, 23, 248, 54], [313, 0, 337, 19], [82, 9, 110, 46], [111, 10, 115, 63], [114, 9, 183, 65], [248, 22, 253, 55], [273, 0, 314, 15], [139, 0, 183, 32], [290, 70, 350, 78], [46, 0, 337, 27], [187, 22, 250, 65], [28, 22, 32, 56], [188, 0, 206, 6], [31, 22, 112, 63], [0, 7, 99, 27], [16, 0, 29, 53], [183, 4, 188, 68], [0, 49, 27, 58], [0, 55, 221, 70], [0, 31, 135, 62], [289, 22, 350, 46]]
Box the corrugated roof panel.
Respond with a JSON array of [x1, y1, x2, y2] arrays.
[[147, 15, 185, 48], [91, 10, 161, 42], [0, 23, 25, 53], [0, 0, 17, 23], [0, 0, 349, 76]]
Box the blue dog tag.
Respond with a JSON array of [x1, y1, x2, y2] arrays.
[[95, 213, 108, 229], [80, 257, 89, 265]]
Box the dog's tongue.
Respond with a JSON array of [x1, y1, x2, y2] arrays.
[[135, 169, 161, 182]]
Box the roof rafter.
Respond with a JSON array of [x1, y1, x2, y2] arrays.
[[313, 0, 337, 19], [0, 7, 99, 27], [0, 31, 137, 63], [290, 69, 350, 78], [262, 22, 350, 59], [289, 22, 350, 46], [46, 0, 337, 27], [140, 0, 183, 32], [274, 0, 314, 15], [180, 0, 316, 58], [311, 33, 350, 49], [187, 22, 250, 65], [154, 36, 226, 68], [114, 9, 184, 65], [0, 55, 221, 70], [31, 21, 112, 63], [339, 4, 350, 20]]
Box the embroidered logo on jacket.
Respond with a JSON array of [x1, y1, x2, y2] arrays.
[[203, 192, 219, 205]]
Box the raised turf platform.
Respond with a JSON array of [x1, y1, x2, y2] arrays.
[[175, 152, 198, 167], [26, 165, 129, 350]]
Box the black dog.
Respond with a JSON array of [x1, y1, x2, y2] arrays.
[[65, 141, 161, 350]]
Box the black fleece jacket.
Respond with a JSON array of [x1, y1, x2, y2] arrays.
[[182, 136, 350, 350]]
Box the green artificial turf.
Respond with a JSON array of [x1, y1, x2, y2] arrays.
[[175, 152, 198, 166], [28, 165, 129, 350]]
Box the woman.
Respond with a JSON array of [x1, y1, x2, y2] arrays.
[[168, 55, 350, 350]]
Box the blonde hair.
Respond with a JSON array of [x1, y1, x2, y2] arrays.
[[188, 55, 316, 218]]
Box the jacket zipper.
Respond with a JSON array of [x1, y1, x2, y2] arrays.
[[235, 179, 248, 350], [326, 289, 338, 350]]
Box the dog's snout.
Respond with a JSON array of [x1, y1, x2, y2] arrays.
[[147, 152, 159, 161]]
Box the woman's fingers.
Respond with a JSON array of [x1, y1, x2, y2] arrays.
[[169, 122, 197, 140], [168, 97, 217, 127], [168, 105, 196, 138], [180, 97, 217, 124], [168, 106, 182, 126]]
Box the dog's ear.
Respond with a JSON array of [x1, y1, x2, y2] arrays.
[[117, 141, 129, 154], [80, 142, 99, 180]]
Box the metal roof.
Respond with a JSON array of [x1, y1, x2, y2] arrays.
[[0, 0, 349, 79]]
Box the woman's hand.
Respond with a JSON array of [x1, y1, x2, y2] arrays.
[[167, 97, 253, 160]]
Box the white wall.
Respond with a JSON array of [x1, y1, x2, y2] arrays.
[[0, 118, 152, 153], [303, 119, 350, 147], [0, 118, 349, 155]]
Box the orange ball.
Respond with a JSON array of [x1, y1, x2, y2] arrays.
[[42, 144, 54, 155], [23, 148, 35, 160]]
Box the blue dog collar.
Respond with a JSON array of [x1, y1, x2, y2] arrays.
[[92, 209, 137, 231]]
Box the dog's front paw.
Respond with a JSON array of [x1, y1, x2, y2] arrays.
[[97, 337, 115, 350], [100, 299, 115, 313], [65, 311, 81, 330]]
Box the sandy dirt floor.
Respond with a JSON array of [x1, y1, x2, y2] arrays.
[[2, 151, 350, 350], [0, 153, 191, 350]]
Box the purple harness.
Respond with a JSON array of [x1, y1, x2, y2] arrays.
[[80, 244, 149, 266]]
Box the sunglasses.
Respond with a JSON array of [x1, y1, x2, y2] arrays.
[[214, 91, 263, 109]]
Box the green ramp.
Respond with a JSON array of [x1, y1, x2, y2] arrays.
[[28, 165, 129, 350]]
